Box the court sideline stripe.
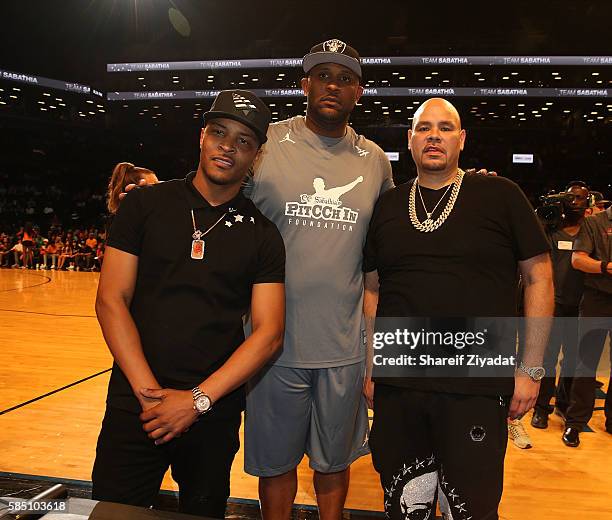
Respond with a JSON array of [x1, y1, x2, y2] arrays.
[[0, 369, 111, 416], [0, 274, 94, 315], [0, 273, 52, 292], [0, 308, 95, 318]]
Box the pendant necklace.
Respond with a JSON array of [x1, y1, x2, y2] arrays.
[[417, 182, 453, 225], [190, 209, 227, 260], [409, 169, 465, 233]]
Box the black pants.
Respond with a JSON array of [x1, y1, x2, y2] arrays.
[[370, 385, 509, 520], [565, 289, 612, 430], [535, 303, 579, 415], [91, 406, 241, 518]]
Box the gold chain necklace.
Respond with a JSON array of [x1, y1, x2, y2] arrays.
[[409, 169, 465, 233]]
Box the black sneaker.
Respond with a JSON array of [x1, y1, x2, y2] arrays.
[[562, 427, 580, 447], [531, 410, 549, 429]]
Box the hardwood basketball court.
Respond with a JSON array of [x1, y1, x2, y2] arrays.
[[0, 270, 610, 519]]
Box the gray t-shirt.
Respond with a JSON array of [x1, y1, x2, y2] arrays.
[[249, 116, 394, 368]]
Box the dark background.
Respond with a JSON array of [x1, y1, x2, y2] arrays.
[[0, 0, 610, 230]]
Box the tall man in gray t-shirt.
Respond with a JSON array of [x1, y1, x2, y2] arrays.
[[244, 40, 393, 519]]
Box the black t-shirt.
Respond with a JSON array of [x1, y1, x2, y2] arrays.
[[364, 174, 550, 395], [106, 172, 285, 413], [574, 206, 612, 295], [547, 227, 584, 307]]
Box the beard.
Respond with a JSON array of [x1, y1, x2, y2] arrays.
[[307, 98, 352, 127], [421, 161, 447, 172], [202, 164, 242, 187], [418, 155, 448, 172]]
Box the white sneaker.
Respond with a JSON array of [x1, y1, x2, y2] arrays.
[[508, 419, 533, 449]]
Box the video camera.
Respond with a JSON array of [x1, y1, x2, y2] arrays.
[[535, 191, 579, 228]]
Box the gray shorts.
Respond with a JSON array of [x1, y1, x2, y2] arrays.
[[244, 361, 370, 477]]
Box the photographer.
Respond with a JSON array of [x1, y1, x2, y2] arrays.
[[532, 182, 591, 429]]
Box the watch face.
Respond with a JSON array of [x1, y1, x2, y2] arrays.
[[533, 367, 545, 381], [195, 395, 211, 413]]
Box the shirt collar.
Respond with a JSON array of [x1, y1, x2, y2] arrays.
[[297, 115, 355, 152], [184, 171, 247, 212]]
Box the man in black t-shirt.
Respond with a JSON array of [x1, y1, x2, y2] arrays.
[[91, 90, 285, 518], [563, 203, 612, 447], [363, 98, 553, 520], [532, 182, 591, 429]]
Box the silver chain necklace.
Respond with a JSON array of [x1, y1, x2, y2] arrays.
[[417, 181, 453, 221], [409, 169, 465, 233], [190, 209, 227, 260]]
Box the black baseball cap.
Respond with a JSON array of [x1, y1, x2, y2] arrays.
[[302, 39, 362, 78], [203, 90, 271, 145]]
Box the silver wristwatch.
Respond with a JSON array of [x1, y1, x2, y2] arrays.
[[192, 386, 212, 414], [518, 362, 545, 382]]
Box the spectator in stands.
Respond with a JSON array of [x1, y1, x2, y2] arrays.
[[85, 231, 98, 251], [73, 232, 99, 271], [34, 232, 46, 268], [0, 237, 10, 267], [54, 238, 64, 262], [58, 239, 74, 270], [44, 239, 58, 269], [86, 232, 98, 251], [70, 237, 80, 270], [75, 236, 93, 271], [94, 241, 104, 271], [10, 240, 23, 268], [37, 238, 48, 269]]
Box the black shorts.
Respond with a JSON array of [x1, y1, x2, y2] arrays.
[[370, 384, 509, 520], [92, 406, 241, 519]]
